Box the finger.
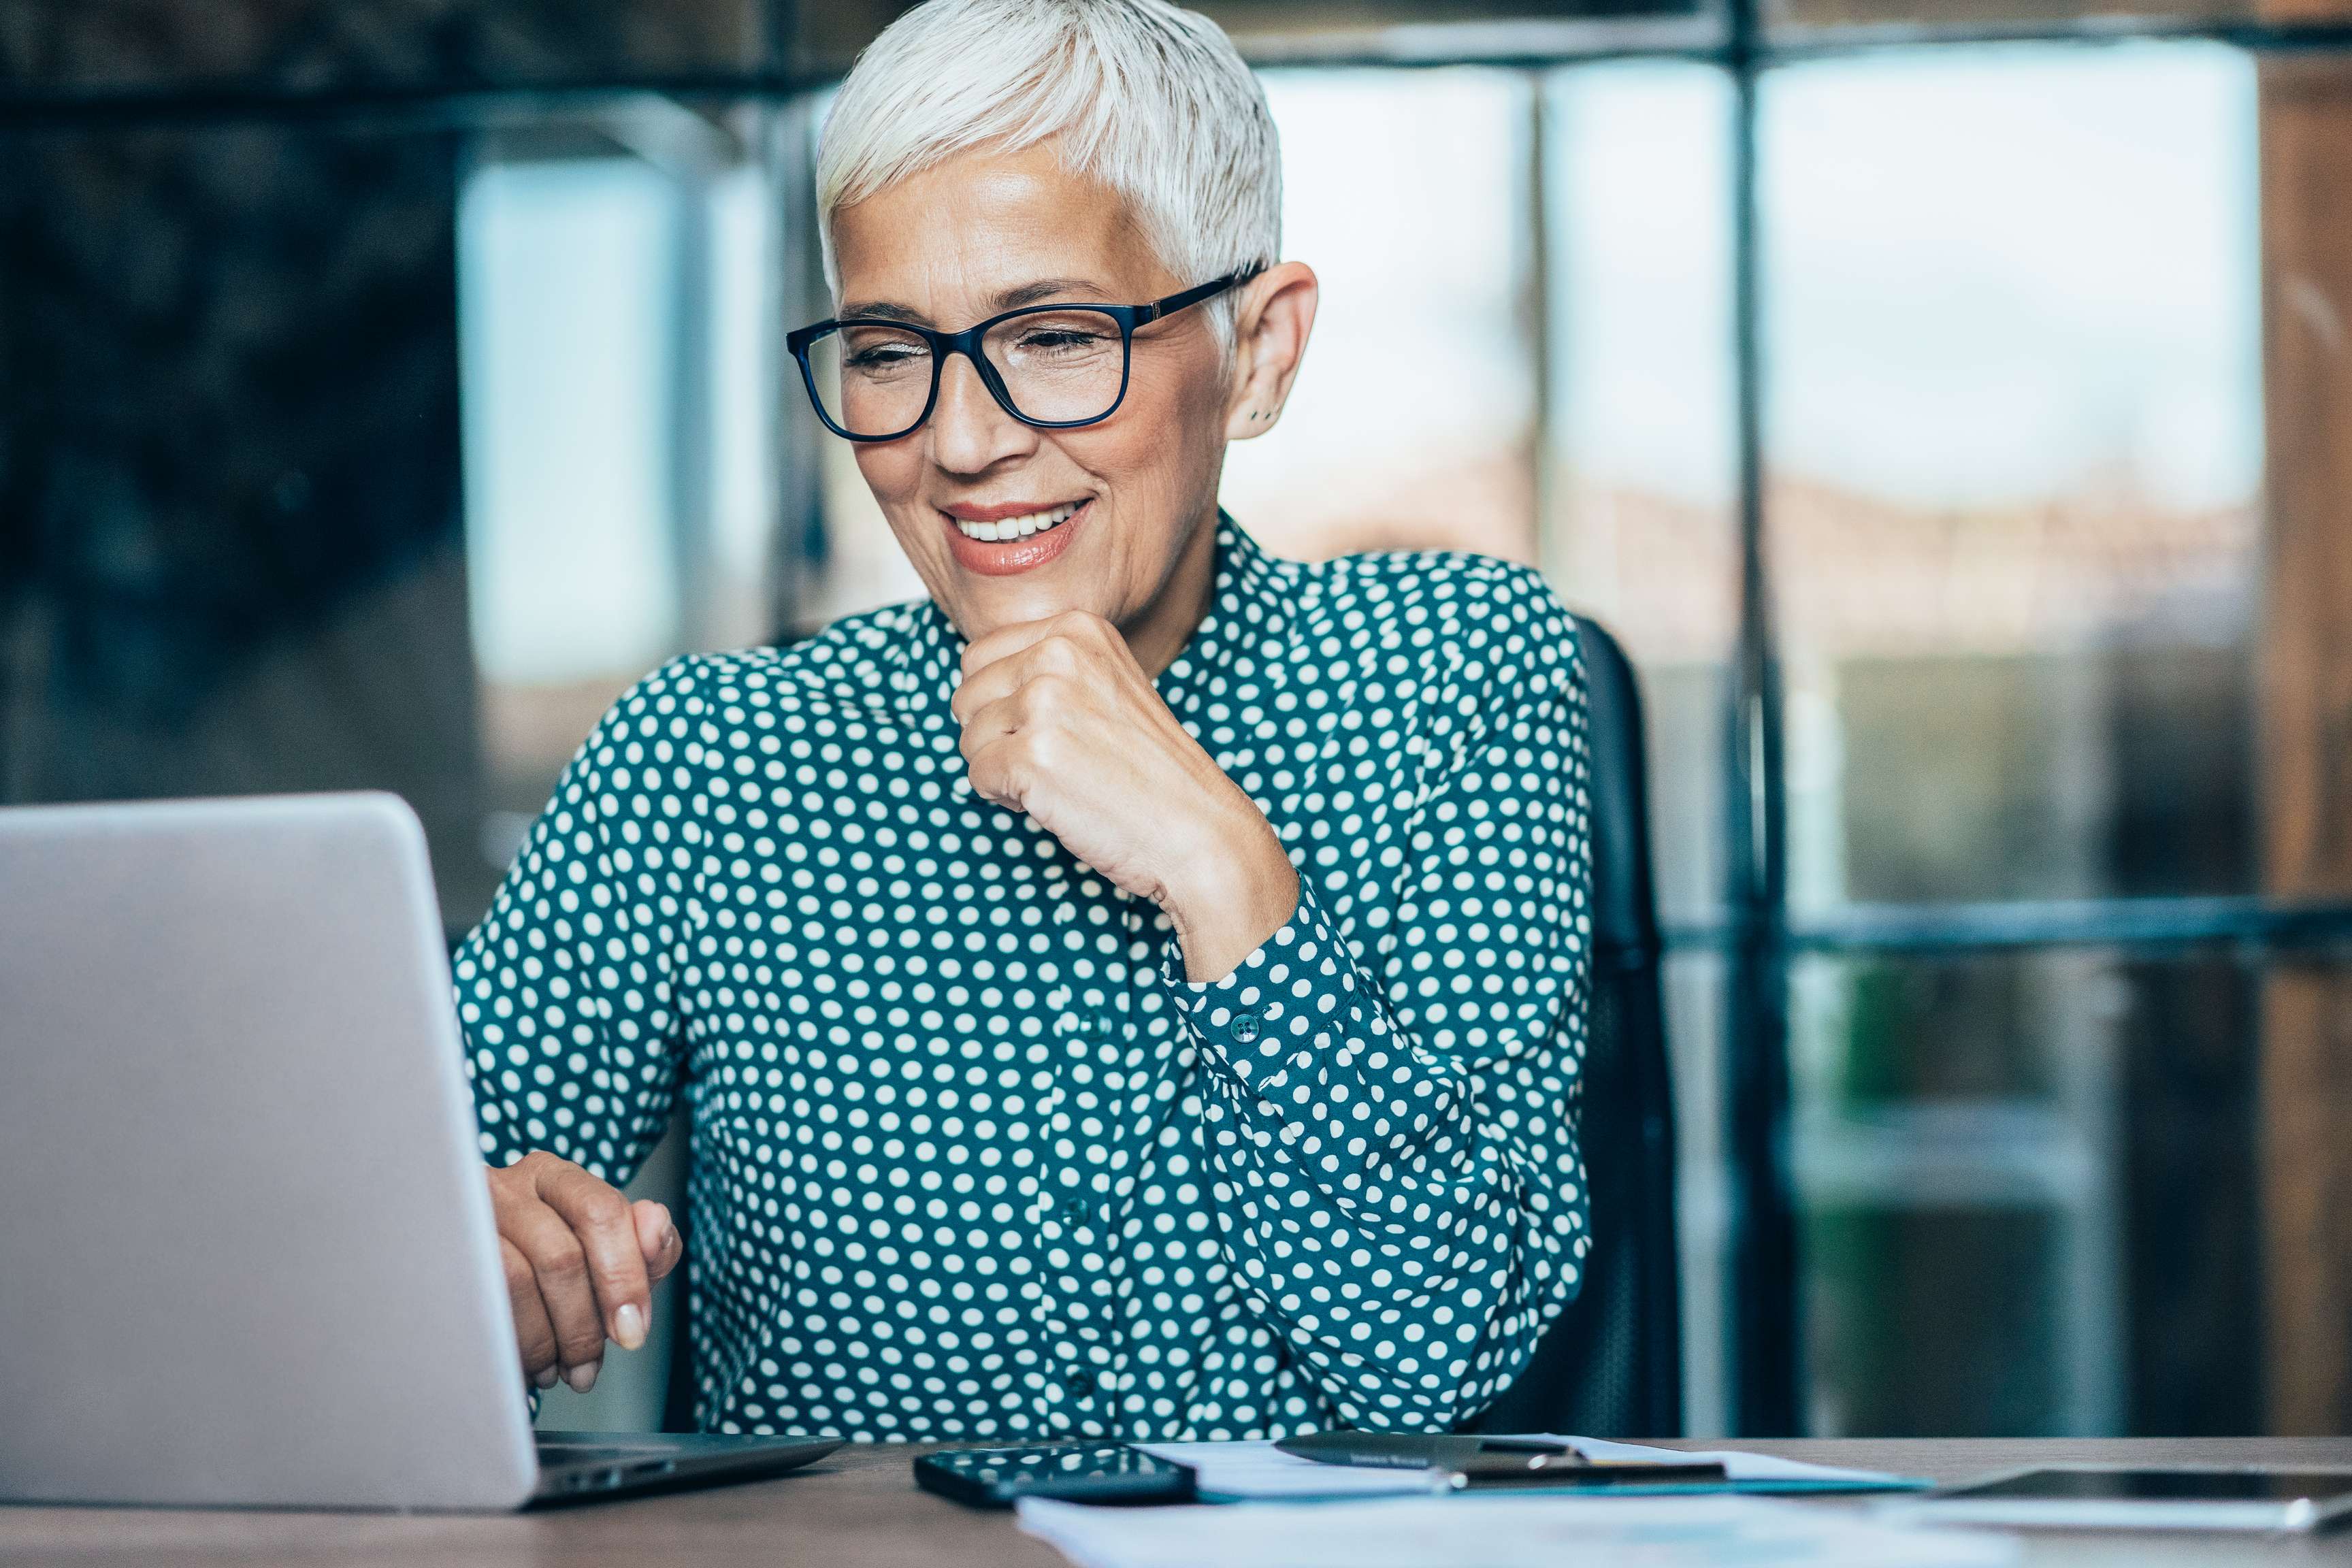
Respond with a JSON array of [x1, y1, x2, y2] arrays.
[[957, 692, 1025, 764], [958, 609, 1113, 680], [537, 1162, 653, 1353], [501, 1238, 561, 1386], [633, 1200, 685, 1284], [951, 632, 1075, 725], [963, 733, 1043, 811], [949, 649, 1023, 724], [502, 1197, 608, 1382]]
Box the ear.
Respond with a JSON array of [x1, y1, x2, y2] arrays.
[[1222, 261, 1319, 442]]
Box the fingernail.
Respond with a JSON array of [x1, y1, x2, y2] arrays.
[[664, 1223, 681, 1252], [534, 1364, 559, 1390], [566, 1360, 600, 1394], [615, 1303, 646, 1350]]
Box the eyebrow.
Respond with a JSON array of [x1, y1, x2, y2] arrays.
[[838, 277, 1112, 327]]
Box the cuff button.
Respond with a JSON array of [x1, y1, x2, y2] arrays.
[[1232, 1010, 1263, 1044]]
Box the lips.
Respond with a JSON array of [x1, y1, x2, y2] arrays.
[[941, 498, 1090, 576]]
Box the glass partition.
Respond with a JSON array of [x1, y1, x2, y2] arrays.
[[1762, 44, 2263, 916]]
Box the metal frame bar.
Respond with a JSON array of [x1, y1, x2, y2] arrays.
[[12, 12, 2352, 130], [1666, 896, 2352, 957], [1720, 0, 1802, 1438]]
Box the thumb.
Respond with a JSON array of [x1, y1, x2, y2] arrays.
[[632, 1199, 683, 1280]]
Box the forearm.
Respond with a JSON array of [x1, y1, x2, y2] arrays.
[[1203, 1117, 1582, 1428], [1171, 877, 1590, 1426]]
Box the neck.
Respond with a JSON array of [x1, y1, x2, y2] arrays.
[[1116, 506, 1222, 677]]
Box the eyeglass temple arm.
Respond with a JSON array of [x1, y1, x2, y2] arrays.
[[1134, 265, 1267, 327]]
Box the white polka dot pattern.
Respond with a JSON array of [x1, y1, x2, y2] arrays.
[[455, 521, 1592, 1441]]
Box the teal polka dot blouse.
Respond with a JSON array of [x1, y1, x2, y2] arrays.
[[455, 521, 1594, 1440]]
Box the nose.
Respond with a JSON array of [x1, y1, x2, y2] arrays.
[[928, 350, 1037, 476]]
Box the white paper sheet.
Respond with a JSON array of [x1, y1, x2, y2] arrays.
[[1018, 1492, 2019, 1568], [1130, 1435, 1914, 1503], [1563, 1435, 1916, 1490], [1132, 1439, 1438, 1501]]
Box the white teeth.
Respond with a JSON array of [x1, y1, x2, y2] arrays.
[[952, 502, 1079, 542]]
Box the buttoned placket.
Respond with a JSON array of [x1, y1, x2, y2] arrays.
[[1031, 863, 1113, 1437]]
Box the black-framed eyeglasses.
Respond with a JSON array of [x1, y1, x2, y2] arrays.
[[785, 267, 1263, 442]]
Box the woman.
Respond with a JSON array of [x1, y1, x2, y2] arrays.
[[457, 0, 1593, 1441]]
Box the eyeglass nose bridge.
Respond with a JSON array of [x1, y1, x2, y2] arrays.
[[926, 323, 1041, 434]]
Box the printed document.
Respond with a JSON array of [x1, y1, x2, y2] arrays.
[[1018, 1492, 2016, 1568]]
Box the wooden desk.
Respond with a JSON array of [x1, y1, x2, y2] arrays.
[[4, 1439, 2351, 1565]]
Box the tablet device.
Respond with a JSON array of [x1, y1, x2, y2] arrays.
[[1903, 1467, 2352, 1531]]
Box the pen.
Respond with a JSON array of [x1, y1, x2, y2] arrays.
[[1275, 1432, 1731, 1488]]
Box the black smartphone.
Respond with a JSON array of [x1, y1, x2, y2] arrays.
[[913, 1442, 1198, 1509]]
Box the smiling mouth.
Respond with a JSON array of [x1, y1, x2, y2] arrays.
[[947, 502, 1080, 543]]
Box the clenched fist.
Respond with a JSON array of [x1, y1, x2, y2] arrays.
[[951, 609, 1297, 981]]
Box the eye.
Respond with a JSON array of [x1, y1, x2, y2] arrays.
[[846, 341, 924, 370], [1019, 326, 1113, 352]]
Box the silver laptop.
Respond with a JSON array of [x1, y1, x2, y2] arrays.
[[0, 792, 838, 1510]]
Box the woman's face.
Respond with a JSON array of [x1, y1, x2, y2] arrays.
[[826, 143, 1240, 653]]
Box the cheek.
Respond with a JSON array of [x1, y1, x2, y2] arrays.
[[853, 441, 924, 505], [1094, 353, 1228, 487]]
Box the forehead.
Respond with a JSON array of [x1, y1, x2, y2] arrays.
[[829, 141, 1178, 316]]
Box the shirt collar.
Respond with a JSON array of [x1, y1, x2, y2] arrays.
[[1156, 514, 1285, 712], [883, 512, 1286, 721]]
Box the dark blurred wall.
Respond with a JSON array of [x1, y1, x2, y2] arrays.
[[0, 1, 767, 93], [0, 115, 494, 915], [0, 0, 774, 924]]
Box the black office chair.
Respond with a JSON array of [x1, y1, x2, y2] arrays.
[[1465, 614, 1683, 1439]]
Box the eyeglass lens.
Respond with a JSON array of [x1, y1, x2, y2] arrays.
[[806, 308, 1126, 437]]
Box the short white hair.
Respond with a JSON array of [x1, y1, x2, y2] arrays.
[[815, 0, 1281, 334]]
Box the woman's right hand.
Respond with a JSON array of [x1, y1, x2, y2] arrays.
[[485, 1152, 683, 1393]]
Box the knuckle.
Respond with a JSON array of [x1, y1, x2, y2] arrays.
[[503, 1248, 536, 1293], [1021, 672, 1071, 715], [997, 753, 1038, 800], [519, 1150, 568, 1185], [534, 1241, 589, 1286], [516, 1314, 557, 1360], [1033, 635, 1083, 675]]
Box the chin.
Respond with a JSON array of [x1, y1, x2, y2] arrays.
[[948, 577, 1100, 640]]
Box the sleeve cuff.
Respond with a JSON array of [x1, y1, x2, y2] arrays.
[[1162, 873, 1375, 1098]]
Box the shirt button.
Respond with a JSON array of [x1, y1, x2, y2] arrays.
[[1232, 1009, 1263, 1044], [1059, 1197, 1089, 1227], [1063, 1371, 1094, 1401]]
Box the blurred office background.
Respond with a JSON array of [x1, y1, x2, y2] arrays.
[[8, 0, 2352, 1442]]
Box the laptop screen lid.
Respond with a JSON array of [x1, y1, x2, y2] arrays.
[[0, 793, 540, 1509]]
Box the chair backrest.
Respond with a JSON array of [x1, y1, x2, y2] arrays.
[[1466, 614, 1682, 1439]]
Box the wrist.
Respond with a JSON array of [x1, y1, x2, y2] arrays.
[[1158, 806, 1299, 983]]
